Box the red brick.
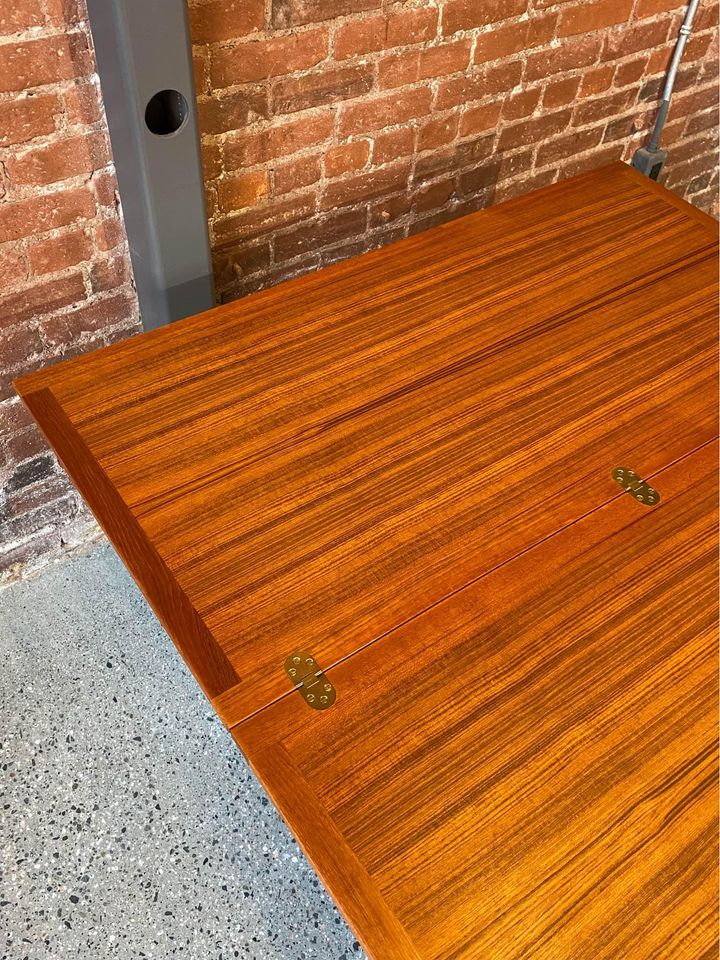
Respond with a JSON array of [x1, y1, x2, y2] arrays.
[[339, 87, 432, 135], [62, 81, 102, 126], [271, 112, 337, 156], [273, 63, 373, 114], [201, 142, 223, 182], [275, 207, 367, 260], [663, 130, 716, 164], [194, 48, 208, 95], [418, 113, 459, 151], [558, 0, 633, 37], [442, 0, 527, 36], [95, 214, 126, 252], [474, 13, 557, 64], [378, 50, 420, 89], [644, 43, 673, 75], [372, 127, 415, 164], [414, 147, 457, 182], [685, 31, 714, 65], [41, 292, 136, 347], [694, 2, 719, 31], [0, 273, 85, 331], [214, 193, 316, 245], [0, 188, 95, 244], [0, 247, 28, 286], [325, 140, 370, 177], [273, 153, 322, 194], [210, 29, 328, 86], [614, 56, 648, 87], [455, 133, 495, 167], [189, 0, 265, 43], [602, 113, 638, 141], [420, 39, 473, 78], [0, 399, 35, 438], [460, 99, 503, 135], [498, 108, 571, 150], [386, 6, 439, 45], [7, 133, 110, 187], [484, 58, 525, 94], [28, 229, 93, 275], [4, 474, 73, 520], [272, 0, 381, 29], [0, 0, 46, 32], [572, 88, 636, 125], [224, 112, 335, 171], [321, 160, 411, 209], [4, 424, 49, 470], [369, 192, 411, 227], [634, 0, 682, 17], [334, 15, 386, 59], [493, 168, 558, 203], [0, 33, 93, 94], [0, 323, 42, 371], [379, 39, 471, 88], [562, 142, 625, 177], [457, 148, 533, 195], [542, 75, 581, 108], [536, 125, 605, 166], [435, 59, 523, 110], [213, 241, 271, 287], [601, 19, 670, 59], [685, 107, 718, 137], [89, 252, 132, 293], [43, 0, 84, 27], [579, 63, 614, 96], [217, 171, 269, 212], [502, 87, 541, 120], [0, 95, 59, 148], [526, 36, 602, 80], [413, 178, 456, 212], [197, 89, 269, 135], [473, 20, 526, 63], [664, 151, 719, 189]]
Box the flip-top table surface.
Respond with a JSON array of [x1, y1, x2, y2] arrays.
[[16, 162, 719, 959]]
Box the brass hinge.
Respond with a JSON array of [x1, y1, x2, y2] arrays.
[[612, 467, 661, 506], [284, 650, 336, 710]]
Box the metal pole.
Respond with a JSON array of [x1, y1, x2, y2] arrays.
[[648, 0, 701, 151], [86, 0, 215, 330], [631, 0, 701, 180]]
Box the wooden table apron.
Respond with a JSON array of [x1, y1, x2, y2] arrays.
[[14, 163, 719, 960]]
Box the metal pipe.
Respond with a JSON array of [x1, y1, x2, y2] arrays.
[[648, 0, 701, 150]]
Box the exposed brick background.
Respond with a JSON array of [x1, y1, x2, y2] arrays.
[[1, 0, 718, 585], [0, 0, 141, 585], [191, 0, 719, 302]]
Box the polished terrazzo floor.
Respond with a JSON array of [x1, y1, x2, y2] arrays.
[[0, 545, 365, 959]]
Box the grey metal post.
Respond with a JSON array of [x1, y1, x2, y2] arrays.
[[86, 0, 214, 330]]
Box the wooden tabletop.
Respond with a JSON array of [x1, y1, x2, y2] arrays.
[[16, 162, 719, 959]]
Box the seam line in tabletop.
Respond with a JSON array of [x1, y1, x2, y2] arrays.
[[224, 433, 719, 730]]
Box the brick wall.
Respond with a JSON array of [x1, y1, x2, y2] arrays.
[[191, 0, 719, 303], [1, 0, 717, 584], [0, 1, 140, 583]]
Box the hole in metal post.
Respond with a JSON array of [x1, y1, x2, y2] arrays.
[[144, 89, 189, 136]]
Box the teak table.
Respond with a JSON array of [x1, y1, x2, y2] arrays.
[[16, 163, 719, 959]]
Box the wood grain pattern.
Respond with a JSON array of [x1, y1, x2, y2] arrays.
[[15, 163, 719, 724], [235, 441, 719, 960]]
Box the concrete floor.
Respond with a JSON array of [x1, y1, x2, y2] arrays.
[[0, 545, 365, 959]]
